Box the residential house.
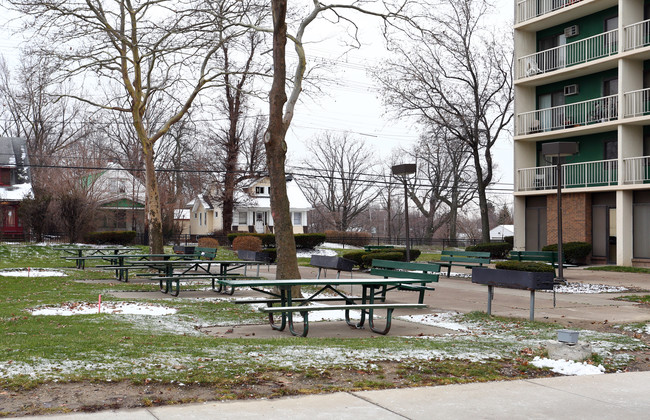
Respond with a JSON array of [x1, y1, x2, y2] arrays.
[[490, 224, 515, 241], [0, 137, 32, 238], [88, 162, 146, 233], [514, 0, 650, 266], [186, 176, 312, 236]]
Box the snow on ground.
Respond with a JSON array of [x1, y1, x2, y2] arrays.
[[29, 302, 177, 316], [397, 312, 470, 331], [320, 242, 362, 250], [0, 269, 67, 277], [296, 248, 338, 258], [543, 282, 628, 294], [531, 357, 605, 375]]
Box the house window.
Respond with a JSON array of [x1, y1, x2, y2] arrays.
[[255, 186, 265, 194], [116, 210, 126, 229], [239, 212, 248, 225], [293, 212, 302, 225], [215, 211, 218, 218], [118, 180, 126, 193], [199, 212, 202, 226], [604, 140, 618, 160], [5, 208, 16, 227]]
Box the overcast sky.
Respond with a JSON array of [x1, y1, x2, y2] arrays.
[[0, 1, 515, 198]]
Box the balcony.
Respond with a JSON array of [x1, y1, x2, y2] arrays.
[[623, 156, 650, 184], [516, 0, 585, 24], [517, 30, 617, 79], [623, 88, 650, 118], [517, 157, 650, 191], [517, 159, 618, 192], [623, 19, 650, 52], [516, 94, 617, 136]]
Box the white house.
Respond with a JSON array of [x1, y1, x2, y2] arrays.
[[186, 176, 312, 236], [490, 224, 514, 241]]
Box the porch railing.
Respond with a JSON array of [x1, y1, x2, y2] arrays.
[[517, 29, 618, 79], [624, 19, 650, 51], [623, 156, 650, 184], [516, 94, 618, 136], [517, 159, 619, 191], [516, 0, 585, 24], [623, 88, 650, 118]]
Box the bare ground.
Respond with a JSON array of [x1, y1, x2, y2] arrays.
[[2, 322, 649, 419]]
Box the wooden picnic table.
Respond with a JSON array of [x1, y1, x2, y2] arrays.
[[218, 278, 429, 337], [60, 247, 141, 269]]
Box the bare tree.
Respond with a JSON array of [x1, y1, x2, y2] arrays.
[[264, 0, 411, 279], [7, 0, 254, 253], [406, 126, 477, 240], [0, 54, 89, 186], [300, 132, 379, 231], [375, 0, 513, 243]]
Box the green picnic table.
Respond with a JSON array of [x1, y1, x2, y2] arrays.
[[218, 278, 429, 337], [60, 247, 141, 269]]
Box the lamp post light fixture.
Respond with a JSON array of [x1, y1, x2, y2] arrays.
[[542, 142, 578, 284], [391, 163, 417, 262]]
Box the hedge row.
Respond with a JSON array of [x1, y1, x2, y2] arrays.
[[324, 230, 372, 247], [342, 248, 421, 269], [84, 230, 137, 245], [542, 242, 592, 264], [465, 242, 513, 259], [226, 233, 326, 249], [495, 260, 555, 273]]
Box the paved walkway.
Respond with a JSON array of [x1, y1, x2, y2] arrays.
[[18, 371, 650, 419], [21, 261, 650, 419]]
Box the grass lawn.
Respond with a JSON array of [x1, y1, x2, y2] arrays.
[[0, 243, 648, 415], [586, 266, 650, 274]]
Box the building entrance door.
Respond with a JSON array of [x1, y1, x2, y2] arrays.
[[593, 205, 616, 264], [254, 212, 266, 233]]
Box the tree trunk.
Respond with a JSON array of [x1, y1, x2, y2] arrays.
[[266, 0, 300, 281], [144, 142, 164, 254], [474, 158, 491, 244]]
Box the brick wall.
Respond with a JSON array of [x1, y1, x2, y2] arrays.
[[546, 192, 591, 244]]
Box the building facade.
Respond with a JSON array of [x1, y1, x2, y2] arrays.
[[514, 0, 650, 266], [0, 137, 32, 239]]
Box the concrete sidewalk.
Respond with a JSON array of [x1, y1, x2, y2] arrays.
[[18, 371, 650, 419]]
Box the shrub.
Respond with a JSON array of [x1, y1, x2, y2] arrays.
[[262, 248, 277, 263], [294, 233, 326, 249], [495, 260, 555, 273], [465, 242, 512, 259], [227, 233, 276, 248], [342, 250, 367, 267], [542, 242, 592, 264], [198, 237, 220, 248], [84, 231, 137, 245], [232, 235, 262, 252], [503, 236, 514, 246], [361, 251, 405, 266], [324, 230, 372, 247]]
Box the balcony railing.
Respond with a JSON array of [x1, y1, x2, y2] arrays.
[[623, 156, 650, 184], [518, 159, 618, 191], [517, 30, 618, 79], [624, 19, 650, 51], [517, 94, 618, 136], [624, 88, 650, 118], [516, 0, 585, 24]]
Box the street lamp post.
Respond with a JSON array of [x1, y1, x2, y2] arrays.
[[542, 142, 578, 284], [391, 163, 416, 262]]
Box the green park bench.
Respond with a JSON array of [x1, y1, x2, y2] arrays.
[[439, 250, 491, 277], [509, 250, 558, 276], [369, 259, 440, 304]]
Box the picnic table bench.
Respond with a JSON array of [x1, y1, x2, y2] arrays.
[[509, 250, 558, 275], [218, 278, 428, 337], [438, 250, 491, 277], [151, 274, 263, 296], [369, 259, 439, 304], [60, 247, 140, 269]]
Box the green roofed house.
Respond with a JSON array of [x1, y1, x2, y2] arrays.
[[514, 0, 650, 267], [87, 162, 146, 233]]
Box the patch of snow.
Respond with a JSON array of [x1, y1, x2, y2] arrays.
[[0, 182, 33, 200], [531, 356, 605, 375], [29, 302, 177, 316], [0, 269, 67, 277], [320, 242, 362, 250], [543, 282, 628, 294], [296, 248, 338, 258], [398, 312, 470, 331]]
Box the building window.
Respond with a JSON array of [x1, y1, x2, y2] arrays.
[[116, 210, 126, 229], [604, 140, 617, 160], [293, 212, 302, 225], [255, 186, 265, 194], [239, 212, 248, 225], [0, 169, 10, 185], [199, 212, 202, 226]]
